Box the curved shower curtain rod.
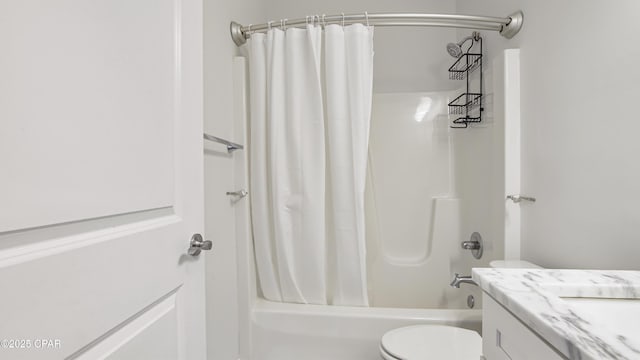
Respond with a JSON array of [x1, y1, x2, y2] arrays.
[[230, 11, 523, 46]]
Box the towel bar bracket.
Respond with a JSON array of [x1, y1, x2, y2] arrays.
[[203, 133, 244, 153]]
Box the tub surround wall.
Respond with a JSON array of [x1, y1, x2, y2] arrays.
[[366, 92, 488, 309]]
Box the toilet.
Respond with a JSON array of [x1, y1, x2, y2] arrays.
[[379, 325, 481, 360], [378, 260, 541, 359]]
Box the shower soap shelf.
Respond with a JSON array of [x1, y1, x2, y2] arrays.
[[447, 33, 483, 128], [447, 93, 482, 114], [448, 53, 482, 80]]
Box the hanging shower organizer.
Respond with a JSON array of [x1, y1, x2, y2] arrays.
[[448, 32, 483, 128]]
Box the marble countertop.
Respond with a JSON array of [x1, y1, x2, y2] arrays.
[[473, 268, 640, 360]]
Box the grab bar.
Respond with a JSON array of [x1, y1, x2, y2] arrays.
[[203, 133, 244, 153]]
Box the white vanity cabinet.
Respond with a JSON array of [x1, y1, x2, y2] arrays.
[[475, 268, 640, 360], [481, 294, 566, 360]]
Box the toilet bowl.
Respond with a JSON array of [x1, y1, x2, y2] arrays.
[[379, 325, 481, 360], [379, 260, 542, 359]]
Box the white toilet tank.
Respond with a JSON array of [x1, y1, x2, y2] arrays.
[[489, 260, 542, 269]]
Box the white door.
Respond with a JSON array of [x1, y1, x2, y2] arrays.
[[0, 0, 206, 359]]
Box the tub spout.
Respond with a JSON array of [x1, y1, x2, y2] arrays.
[[450, 273, 476, 288]]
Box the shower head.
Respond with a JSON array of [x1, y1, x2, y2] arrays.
[[446, 32, 481, 58], [446, 42, 463, 58]]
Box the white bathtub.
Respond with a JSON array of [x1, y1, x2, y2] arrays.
[[250, 299, 481, 360], [229, 61, 496, 360]]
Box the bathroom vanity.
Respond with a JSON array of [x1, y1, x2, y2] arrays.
[[473, 268, 640, 360]]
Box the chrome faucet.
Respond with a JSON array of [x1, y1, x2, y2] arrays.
[[461, 241, 481, 250], [461, 232, 483, 259], [450, 273, 476, 288]]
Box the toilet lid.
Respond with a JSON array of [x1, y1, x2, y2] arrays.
[[380, 325, 482, 360]]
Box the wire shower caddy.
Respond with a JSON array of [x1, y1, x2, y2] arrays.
[[448, 33, 483, 128]]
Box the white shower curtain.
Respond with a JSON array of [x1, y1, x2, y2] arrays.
[[249, 24, 374, 306]]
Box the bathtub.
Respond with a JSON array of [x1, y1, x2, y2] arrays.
[[250, 299, 481, 360], [229, 60, 503, 360]]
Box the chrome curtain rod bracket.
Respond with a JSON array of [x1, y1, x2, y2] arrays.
[[499, 10, 523, 39], [203, 133, 244, 153], [231, 21, 245, 46], [230, 11, 523, 46]]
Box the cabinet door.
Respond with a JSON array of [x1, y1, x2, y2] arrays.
[[482, 294, 566, 360]]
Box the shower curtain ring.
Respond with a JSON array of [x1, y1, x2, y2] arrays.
[[342, 13, 345, 27], [365, 11, 369, 26], [282, 18, 287, 30], [322, 14, 326, 28], [268, 21, 273, 30], [247, 24, 252, 34]]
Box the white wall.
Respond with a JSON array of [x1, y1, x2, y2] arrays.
[[203, 0, 265, 359], [457, 0, 640, 270]]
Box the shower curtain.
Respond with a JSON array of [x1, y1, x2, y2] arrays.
[[249, 23, 373, 306]]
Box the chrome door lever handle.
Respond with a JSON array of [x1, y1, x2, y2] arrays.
[[188, 233, 213, 256]]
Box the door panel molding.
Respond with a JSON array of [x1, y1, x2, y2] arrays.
[[70, 291, 179, 360], [0, 206, 174, 250], [0, 213, 181, 267]]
